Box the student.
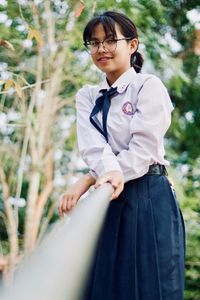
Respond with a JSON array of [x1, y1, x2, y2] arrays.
[[58, 11, 185, 300]]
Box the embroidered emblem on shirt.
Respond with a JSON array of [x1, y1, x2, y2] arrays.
[[122, 102, 134, 115]]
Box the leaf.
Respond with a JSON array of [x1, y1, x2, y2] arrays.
[[28, 28, 43, 47], [0, 80, 5, 85], [0, 39, 15, 51], [74, 1, 85, 18], [14, 82, 23, 98], [3, 79, 14, 91]]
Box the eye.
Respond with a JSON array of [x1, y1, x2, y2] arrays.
[[89, 40, 100, 47], [105, 39, 116, 45]]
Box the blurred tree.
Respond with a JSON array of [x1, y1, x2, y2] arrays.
[[0, 0, 92, 281], [0, 0, 199, 297]]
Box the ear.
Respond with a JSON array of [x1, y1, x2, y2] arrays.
[[129, 38, 138, 54]]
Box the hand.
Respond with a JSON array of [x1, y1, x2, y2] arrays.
[[58, 173, 95, 217], [94, 170, 124, 200]]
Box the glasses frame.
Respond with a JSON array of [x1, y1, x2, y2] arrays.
[[84, 37, 133, 55]]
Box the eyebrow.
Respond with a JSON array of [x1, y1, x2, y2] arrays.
[[90, 33, 114, 40]]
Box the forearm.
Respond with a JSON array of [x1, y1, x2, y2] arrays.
[[84, 172, 96, 187], [77, 173, 96, 195]]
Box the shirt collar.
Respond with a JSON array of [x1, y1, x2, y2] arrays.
[[98, 67, 137, 94]]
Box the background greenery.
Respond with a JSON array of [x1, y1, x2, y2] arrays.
[[0, 0, 199, 298]]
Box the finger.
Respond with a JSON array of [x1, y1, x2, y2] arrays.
[[58, 201, 62, 216], [71, 196, 78, 208], [58, 195, 65, 217], [112, 183, 124, 200], [62, 196, 70, 213], [59, 206, 65, 219], [110, 180, 119, 189], [58, 207, 63, 218], [109, 179, 121, 198], [66, 197, 73, 211]]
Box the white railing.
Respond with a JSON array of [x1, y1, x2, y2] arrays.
[[0, 183, 113, 300]]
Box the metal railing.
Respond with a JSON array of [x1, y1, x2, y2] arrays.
[[0, 183, 113, 300]]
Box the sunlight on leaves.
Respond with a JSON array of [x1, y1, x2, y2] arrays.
[[14, 82, 23, 98], [74, 1, 85, 18], [28, 28, 43, 47], [3, 79, 14, 91], [3, 79, 23, 98], [0, 39, 15, 51]]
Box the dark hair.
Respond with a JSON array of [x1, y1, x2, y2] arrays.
[[83, 11, 144, 73]]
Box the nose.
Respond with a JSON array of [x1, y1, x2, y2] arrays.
[[97, 42, 106, 53]]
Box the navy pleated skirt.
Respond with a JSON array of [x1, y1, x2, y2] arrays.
[[82, 174, 185, 300]]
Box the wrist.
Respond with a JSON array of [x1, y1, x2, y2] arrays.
[[84, 173, 96, 186]]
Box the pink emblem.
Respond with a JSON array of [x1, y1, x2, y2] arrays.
[[122, 102, 134, 115]]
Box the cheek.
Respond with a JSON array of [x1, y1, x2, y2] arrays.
[[91, 55, 96, 63], [125, 49, 132, 60], [91, 55, 100, 67], [116, 45, 130, 58], [116, 50, 130, 63]]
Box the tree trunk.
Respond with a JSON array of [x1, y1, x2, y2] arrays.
[[24, 170, 41, 254], [32, 150, 54, 245], [0, 168, 19, 281]]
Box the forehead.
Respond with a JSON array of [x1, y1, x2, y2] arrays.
[[91, 23, 123, 39]]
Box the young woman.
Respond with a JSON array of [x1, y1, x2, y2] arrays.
[[58, 11, 185, 300]]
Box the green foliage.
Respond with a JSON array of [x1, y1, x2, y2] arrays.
[[0, 0, 200, 297]]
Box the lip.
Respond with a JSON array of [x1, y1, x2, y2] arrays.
[[97, 57, 113, 62]]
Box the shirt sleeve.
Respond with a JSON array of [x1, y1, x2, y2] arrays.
[[76, 85, 122, 178], [116, 76, 174, 182]]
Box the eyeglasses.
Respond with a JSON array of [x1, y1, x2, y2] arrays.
[[84, 37, 133, 55]]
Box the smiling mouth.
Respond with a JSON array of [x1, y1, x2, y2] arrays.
[[97, 57, 112, 62]]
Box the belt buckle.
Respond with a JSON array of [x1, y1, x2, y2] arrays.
[[148, 164, 167, 176]]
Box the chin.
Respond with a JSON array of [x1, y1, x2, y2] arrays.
[[97, 64, 116, 73]]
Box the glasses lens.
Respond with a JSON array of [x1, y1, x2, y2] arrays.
[[103, 39, 117, 52], [85, 41, 99, 54], [85, 39, 117, 54]]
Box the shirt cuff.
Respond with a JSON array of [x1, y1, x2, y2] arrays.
[[89, 169, 98, 179]]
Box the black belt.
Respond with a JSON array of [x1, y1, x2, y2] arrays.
[[147, 164, 167, 176]]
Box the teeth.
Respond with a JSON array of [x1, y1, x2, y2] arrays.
[[99, 58, 110, 61]]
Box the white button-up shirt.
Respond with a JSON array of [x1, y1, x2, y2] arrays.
[[76, 67, 174, 182]]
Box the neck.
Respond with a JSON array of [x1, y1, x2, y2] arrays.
[[106, 66, 131, 86]]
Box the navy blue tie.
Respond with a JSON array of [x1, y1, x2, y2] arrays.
[[89, 87, 118, 142]]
